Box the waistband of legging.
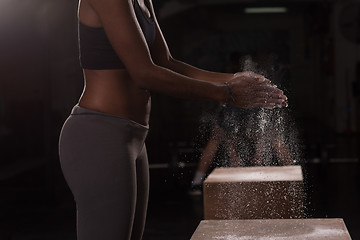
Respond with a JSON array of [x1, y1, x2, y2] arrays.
[[70, 104, 149, 130]]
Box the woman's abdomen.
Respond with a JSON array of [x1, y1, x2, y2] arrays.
[[79, 69, 151, 125]]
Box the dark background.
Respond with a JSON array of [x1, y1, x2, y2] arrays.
[[0, 0, 359, 239]]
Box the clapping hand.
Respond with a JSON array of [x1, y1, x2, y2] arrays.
[[226, 71, 287, 109]]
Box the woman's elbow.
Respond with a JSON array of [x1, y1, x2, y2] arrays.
[[130, 63, 160, 89]]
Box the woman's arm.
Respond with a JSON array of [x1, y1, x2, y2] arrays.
[[161, 57, 236, 83], [86, 0, 229, 102], [148, 2, 234, 83], [147, 1, 287, 108], [86, 0, 285, 108]]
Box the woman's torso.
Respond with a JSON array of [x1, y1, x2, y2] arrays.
[[77, 0, 154, 126]]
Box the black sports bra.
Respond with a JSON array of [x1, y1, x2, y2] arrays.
[[79, 0, 156, 69]]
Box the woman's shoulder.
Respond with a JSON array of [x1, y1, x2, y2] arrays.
[[78, 0, 103, 28]]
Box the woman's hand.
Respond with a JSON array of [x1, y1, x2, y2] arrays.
[[226, 71, 287, 109]]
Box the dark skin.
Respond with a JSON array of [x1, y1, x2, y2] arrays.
[[78, 0, 287, 126]]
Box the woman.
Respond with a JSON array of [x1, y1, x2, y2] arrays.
[[58, 0, 287, 239]]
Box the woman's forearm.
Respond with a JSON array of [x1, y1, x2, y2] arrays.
[[134, 62, 228, 103], [166, 57, 235, 83], [133, 62, 287, 109]]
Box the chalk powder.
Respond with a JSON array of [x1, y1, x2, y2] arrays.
[[198, 55, 303, 170], [198, 55, 304, 220], [213, 227, 346, 240], [193, 57, 350, 240]]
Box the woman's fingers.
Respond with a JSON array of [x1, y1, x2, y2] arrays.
[[255, 92, 287, 104], [253, 84, 283, 94], [282, 101, 289, 108], [256, 92, 286, 101], [249, 102, 276, 109], [245, 72, 269, 83], [230, 71, 288, 108], [236, 71, 270, 84], [244, 91, 288, 108]]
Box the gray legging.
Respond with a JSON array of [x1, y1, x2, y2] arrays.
[[59, 105, 149, 240]]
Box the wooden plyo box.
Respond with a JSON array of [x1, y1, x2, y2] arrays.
[[203, 166, 304, 220], [190, 219, 352, 240]]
